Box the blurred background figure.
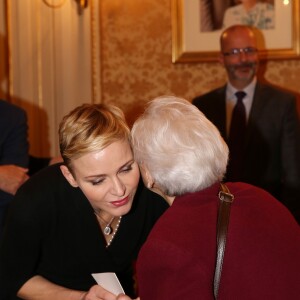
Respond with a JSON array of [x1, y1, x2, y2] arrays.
[[0, 99, 29, 239], [0, 98, 62, 240], [193, 25, 300, 223]]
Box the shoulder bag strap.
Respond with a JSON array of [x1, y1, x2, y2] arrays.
[[213, 183, 234, 299]]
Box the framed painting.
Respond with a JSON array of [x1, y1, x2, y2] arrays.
[[172, 0, 300, 63]]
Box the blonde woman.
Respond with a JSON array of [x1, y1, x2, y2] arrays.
[[0, 103, 167, 300]]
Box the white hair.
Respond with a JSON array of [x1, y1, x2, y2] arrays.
[[131, 96, 229, 196]]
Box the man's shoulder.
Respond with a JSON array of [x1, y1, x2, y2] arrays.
[[0, 99, 25, 112], [0, 99, 26, 120], [192, 86, 226, 106], [256, 82, 296, 100]]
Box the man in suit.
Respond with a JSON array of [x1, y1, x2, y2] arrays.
[[0, 99, 29, 238], [193, 25, 300, 223]]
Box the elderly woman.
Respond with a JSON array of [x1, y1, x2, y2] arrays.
[[129, 96, 300, 299], [0, 103, 167, 300]]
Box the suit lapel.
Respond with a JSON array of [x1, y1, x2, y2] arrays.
[[246, 82, 265, 146], [214, 86, 227, 140]]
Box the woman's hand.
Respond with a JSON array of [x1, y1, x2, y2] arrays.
[[84, 285, 138, 300], [17, 275, 138, 300], [117, 295, 140, 300], [17, 275, 88, 299]]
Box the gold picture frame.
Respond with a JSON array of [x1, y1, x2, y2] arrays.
[[172, 0, 300, 63]]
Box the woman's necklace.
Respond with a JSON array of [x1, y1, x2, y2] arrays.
[[94, 211, 115, 235], [94, 211, 122, 247]]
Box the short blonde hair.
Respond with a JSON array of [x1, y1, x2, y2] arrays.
[[59, 103, 130, 168], [131, 96, 229, 196]]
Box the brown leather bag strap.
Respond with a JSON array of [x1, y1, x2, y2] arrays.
[[213, 183, 234, 299]]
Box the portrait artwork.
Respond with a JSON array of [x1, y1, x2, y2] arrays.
[[172, 0, 298, 63]]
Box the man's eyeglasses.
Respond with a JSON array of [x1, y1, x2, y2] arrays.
[[222, 47, 258, 57]]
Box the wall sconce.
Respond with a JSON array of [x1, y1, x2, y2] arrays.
[[75, 0, 88, 14], [42, 0, 88, 14]]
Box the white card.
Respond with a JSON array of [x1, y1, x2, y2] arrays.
[[91, 272, 125, 296]]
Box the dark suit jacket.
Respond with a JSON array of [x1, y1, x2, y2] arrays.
[[0, 99, 29, 207], [192, 82, 300, 222]]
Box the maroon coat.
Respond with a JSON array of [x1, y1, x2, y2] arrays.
[[136, 182, 300, 299]]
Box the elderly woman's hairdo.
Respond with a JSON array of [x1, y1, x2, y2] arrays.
[[59, 103, 130, 168], [131, 96, 229, 196]]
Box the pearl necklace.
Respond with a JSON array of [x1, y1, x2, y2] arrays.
[[106, 216, 122, 248]]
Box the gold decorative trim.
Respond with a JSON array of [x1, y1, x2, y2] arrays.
[[90, 0, 102, 103], [90, 0, 97, 103], [37, 1, 43, 108], [5, 0, 13, 100]]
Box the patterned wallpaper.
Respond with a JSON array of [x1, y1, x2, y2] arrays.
[[101, 0, 300, 126]]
